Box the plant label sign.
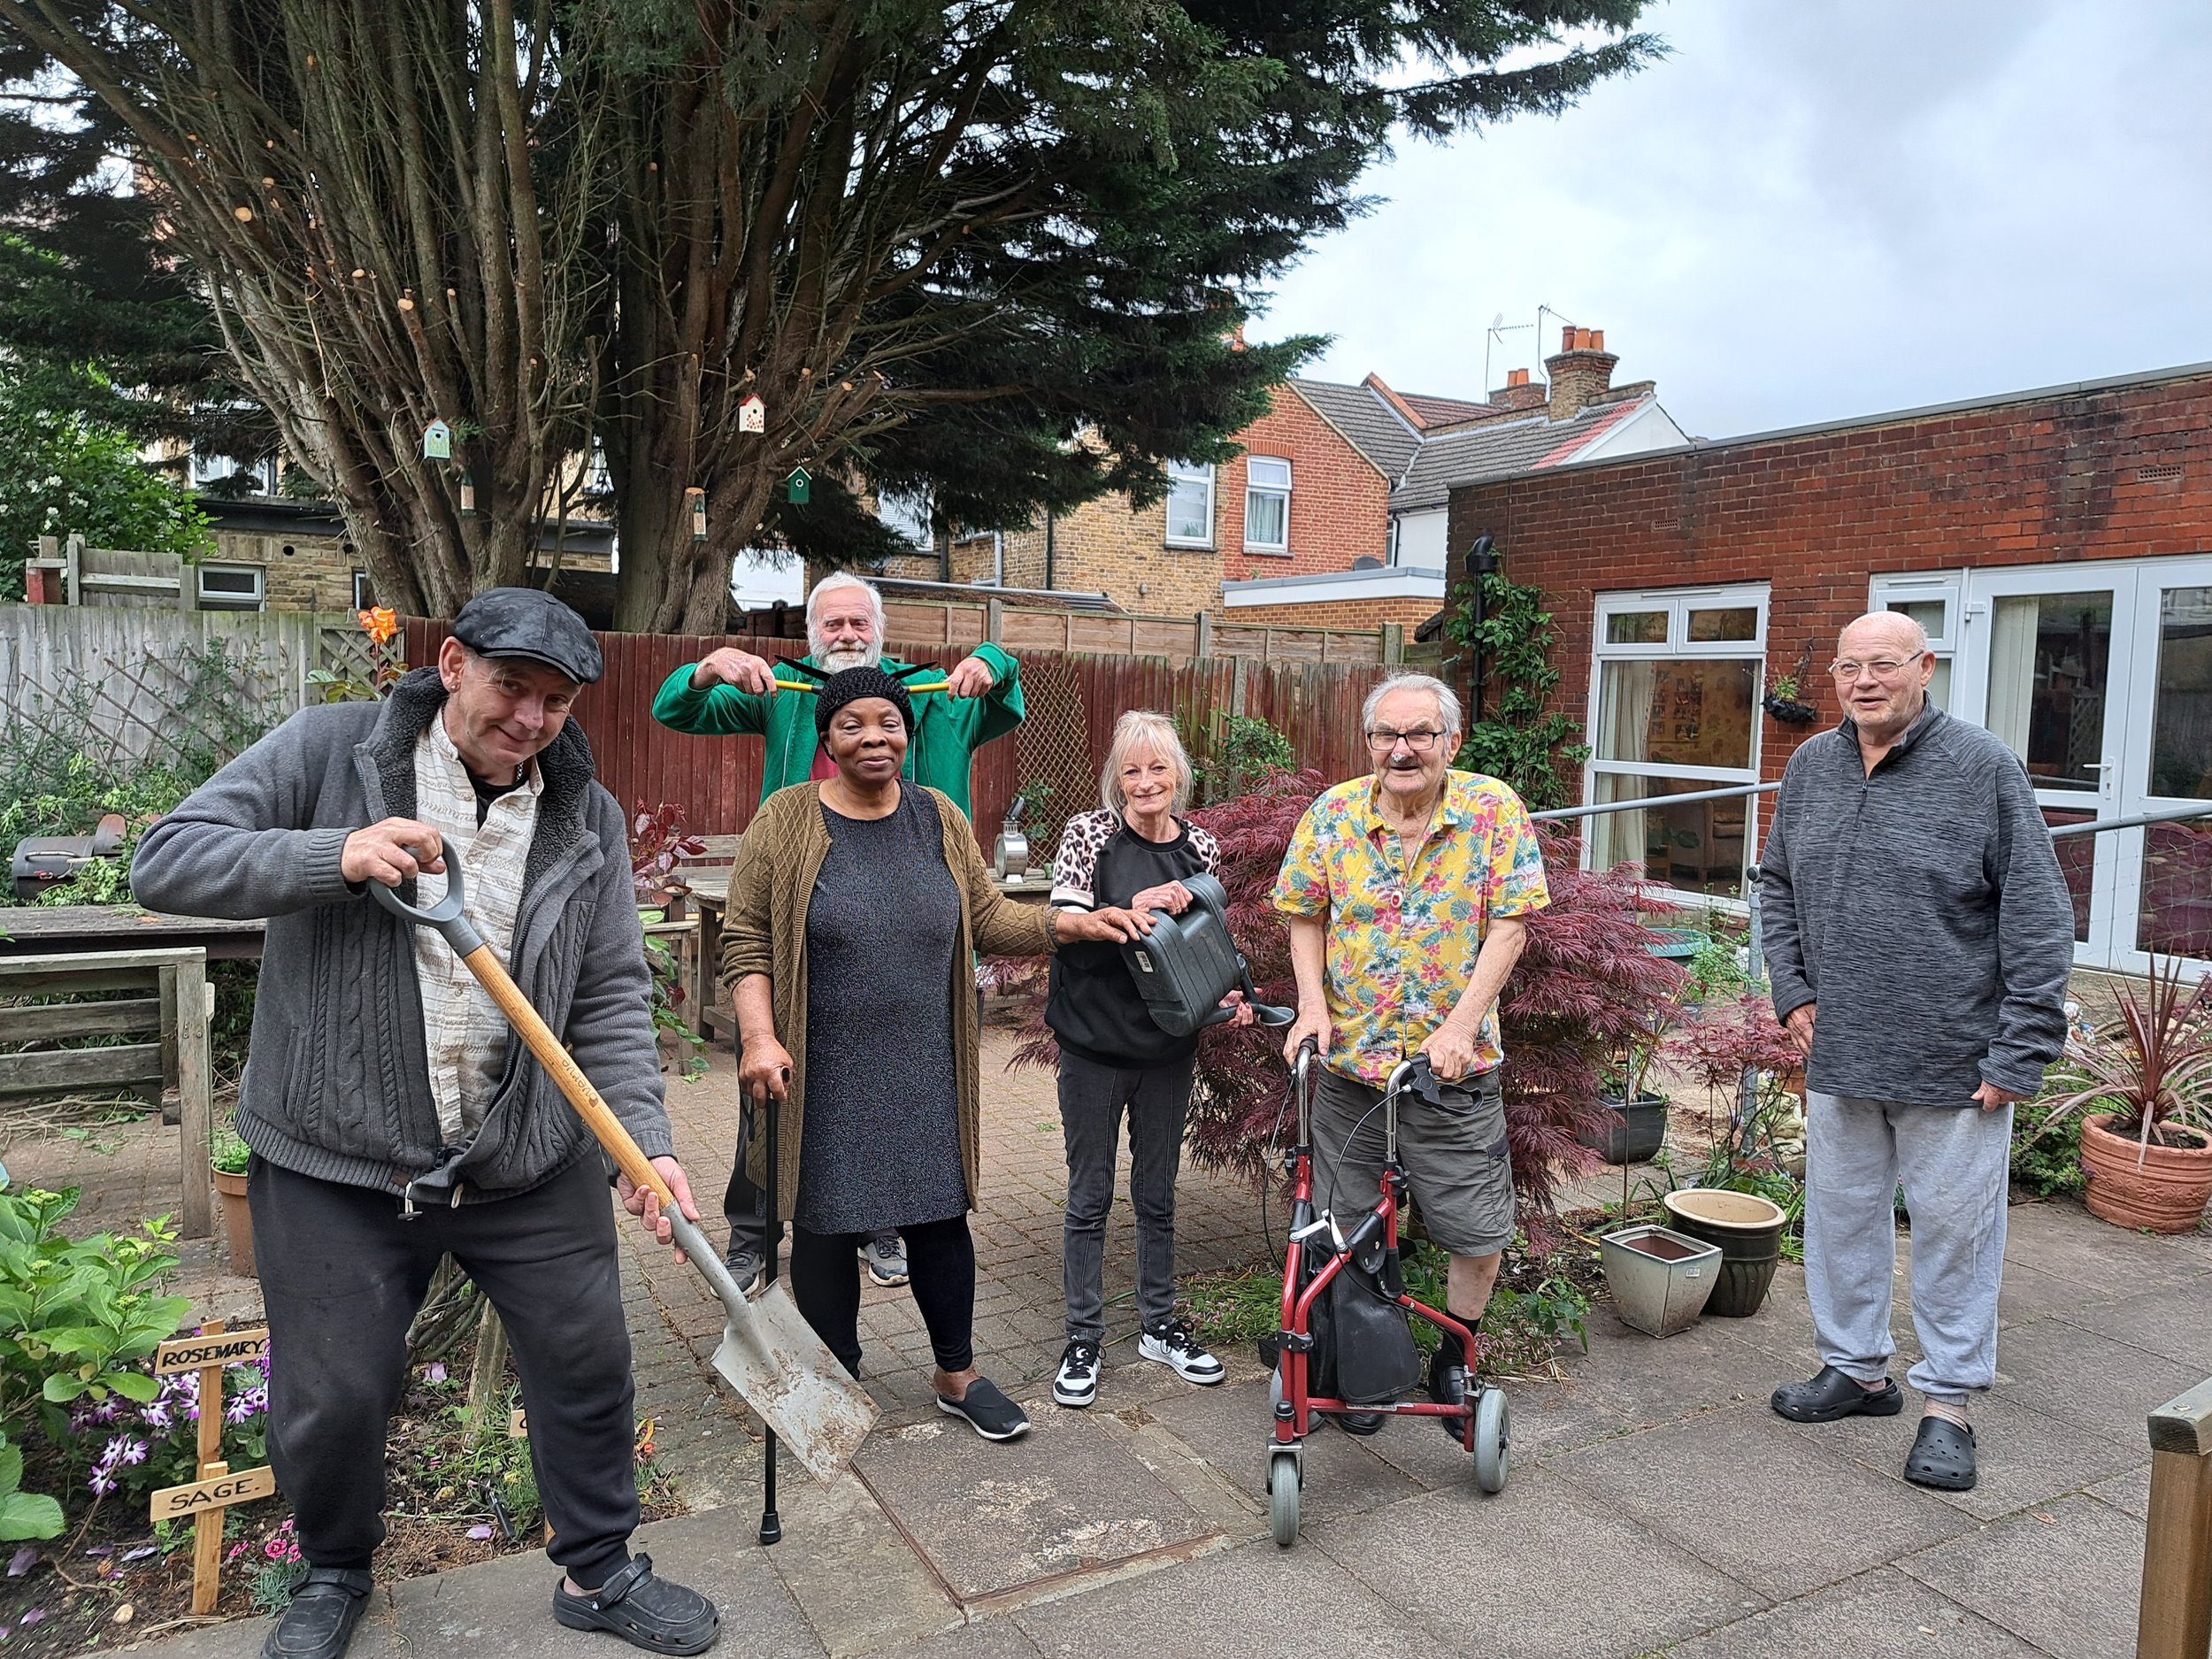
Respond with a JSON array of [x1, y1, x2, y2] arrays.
[[150, 1463, 278, 1521], [155, 1328, 269, 1374], [509, 1409, 528, 1439]]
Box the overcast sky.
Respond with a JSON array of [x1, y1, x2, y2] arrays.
[[1256, 0, 2212, 441]]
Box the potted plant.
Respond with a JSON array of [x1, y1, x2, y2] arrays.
[[1599, 1224, 1723, 1338], [1763, 647, 1819, 725], [1661, 992, 1804, 1317], [2024, 962, 2212, 1233], [1583, 998, 1676, 1165], [211, 1126, 254, 1278]]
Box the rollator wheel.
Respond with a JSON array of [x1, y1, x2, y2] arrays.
[[1267, 1449, 1302, 1548], [1472, 1386, 1510, 1494]]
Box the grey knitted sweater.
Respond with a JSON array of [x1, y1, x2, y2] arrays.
[[131, 668, 671, 1199], [1758, 705, 2075, 1105]]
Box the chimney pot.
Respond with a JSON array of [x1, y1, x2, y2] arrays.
[[1589, 329, 1603, 352], [1562, 325, 1577, 353], [1506, 368, 1529, 388], [1543, 326, 1621, 420]]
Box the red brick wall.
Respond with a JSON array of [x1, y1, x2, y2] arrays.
[[1449, 367, 2212, 804], [1222, 387, 1392, 581]]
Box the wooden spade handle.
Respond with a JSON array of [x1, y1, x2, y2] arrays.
[[460, 943, 674, 1208]]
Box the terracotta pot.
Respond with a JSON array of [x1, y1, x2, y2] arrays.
[[2079, 1113, 2212, 1234], [212, 1166, 256, 1279], [1661, 1188, 1787, 1317]]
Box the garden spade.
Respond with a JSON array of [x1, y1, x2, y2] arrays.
[[370, 846, 877, 1482]]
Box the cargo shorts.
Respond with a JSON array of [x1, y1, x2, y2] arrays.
[[1310, 1063, 1516, 1258]]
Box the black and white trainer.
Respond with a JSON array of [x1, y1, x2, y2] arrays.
[[1053, 1339, 1102, 1409], [1139, 1321, 1225, 1386]]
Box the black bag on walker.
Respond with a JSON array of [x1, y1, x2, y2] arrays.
[[1305, 1238, 1422, 1407]]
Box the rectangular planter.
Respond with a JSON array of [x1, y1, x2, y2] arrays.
[[1601, 1224, 1722, 1338]]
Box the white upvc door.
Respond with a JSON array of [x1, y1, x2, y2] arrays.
[[1945, 557, 2212, 977]]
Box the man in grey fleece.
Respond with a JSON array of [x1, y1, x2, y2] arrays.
[[133, 589, 718, 1659], [1760, 611, 2073, 1493]]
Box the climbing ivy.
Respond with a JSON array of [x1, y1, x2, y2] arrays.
[[1440, 557, 1590, 811]]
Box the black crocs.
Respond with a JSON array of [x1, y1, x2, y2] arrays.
[[1904, 1417, 1978, 1491], [552, 1554, 719, 1655], [262, 1567, 373, 1659], [1770, 1365, 1904, 1423]]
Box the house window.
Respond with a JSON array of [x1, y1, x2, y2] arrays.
[[1244, 457, 1291, 553], [1164, 462, 1214, 548], [196, 564, 265, 612], [1869, 572, 1960, 713], [1586, 584, 1768, 900], [352, 571, 373, 611], [189, 448, 277, 495], [876, 488, 932, 549]]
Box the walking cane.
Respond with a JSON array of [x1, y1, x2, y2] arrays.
[[758, 1078, 782, 1547]]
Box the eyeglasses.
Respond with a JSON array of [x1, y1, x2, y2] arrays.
[[1366, 727, 1443, 752], [1829, 651, 1925, 680]]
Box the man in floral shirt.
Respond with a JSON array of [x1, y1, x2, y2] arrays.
[[1273, 672, 1548, 1434]]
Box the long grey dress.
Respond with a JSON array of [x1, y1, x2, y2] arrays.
[[795, 789, 967, 1235]]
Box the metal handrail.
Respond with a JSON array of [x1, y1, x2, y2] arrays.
[[2047, 803, 2212, 838], [1531, 781, 2208, 843]]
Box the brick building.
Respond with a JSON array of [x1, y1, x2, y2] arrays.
[[1447, 359, 2212, 976]]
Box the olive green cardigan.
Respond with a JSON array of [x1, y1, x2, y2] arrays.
[[720, 782, 1057, 1222]]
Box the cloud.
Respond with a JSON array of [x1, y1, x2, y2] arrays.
[[1256, 0, 2212, 437]]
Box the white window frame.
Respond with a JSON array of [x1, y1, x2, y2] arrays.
[[875, 487, 933, 550], [196, 563, 265, 612], [352, 570, 373, 611], [189, 447, 277, 494], [1164, 461, 1215, 549], [1585, 582, 1770, 902], [1243, 457, 1292, 554], [1869, 571, 1962, 713]]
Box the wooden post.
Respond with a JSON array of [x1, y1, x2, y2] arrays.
[[1194, 611, 1215, 659], [64, 534, 83, 606], [1381, 623, 1404, 665], [2139, 1375, 2212, 1659], [175, 957, 214, 1240], [192, 1321, 227, 1614], [986, 595, 1003, 645]]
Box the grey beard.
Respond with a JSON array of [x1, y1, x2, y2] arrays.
[[813, 641, 880, 672]]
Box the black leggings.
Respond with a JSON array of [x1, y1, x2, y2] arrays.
[[788, 1214, 976, 1379]]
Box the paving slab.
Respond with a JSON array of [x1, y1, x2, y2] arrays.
[[2053, 1279, 2212, 1371], [1141, 1378, 1420, 1526], [864, 1621, 1046, 1659], [1772, 1390, 2142, 1523], [1991, 1317, 2208, 1448], [1310, 1468, 1762, 1659], [2001, 1200, 2208, 1297], [1571, 1311, 1780, 1428], [1359, 1377, 1639, 1488], [852, 1403, 1216, 1604], [2085, 1460, 2153, 1521], [1899, 1494, 2146, 1659], [1554, 1405, 1975, 1601], [762, 1467, 962, 1658], [1662, 1566, 2047, 1659], [1012, 1534, 1431, 1659]]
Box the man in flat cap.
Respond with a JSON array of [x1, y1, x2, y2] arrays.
[[134, 589, 719, 1659]]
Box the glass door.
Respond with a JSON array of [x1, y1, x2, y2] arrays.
[[1954, 571, 2130, 964], [2109, 565, 2212, 976]]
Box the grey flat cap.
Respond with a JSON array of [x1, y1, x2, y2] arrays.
[[450, 588, 603, 685]]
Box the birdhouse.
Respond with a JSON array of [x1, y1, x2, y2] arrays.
[[786, 467, 810, 506], [738, 395, 764, 434], [457, 471, 477, 518], [686, 487, 707, 541], [422, 419, 452, 461]]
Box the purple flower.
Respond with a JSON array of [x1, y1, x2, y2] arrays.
[[7, 1548, 38, 1577], [466, 1525, 495, 1540], [424, 1363, 448, 1385], [118, 1439, 147, 1467], [19, 1607, 44, 1625], [86, 1470, 115, 1497], [225, 1394, 255, 1425], [140, 1404, 173, 1432]]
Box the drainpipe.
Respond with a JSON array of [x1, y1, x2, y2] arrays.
[[992, 530, 1004, 586], [1044, 509, 1056, 591]]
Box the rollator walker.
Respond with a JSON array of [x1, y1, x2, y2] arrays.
[[1264, 1041, 1509, 1546]]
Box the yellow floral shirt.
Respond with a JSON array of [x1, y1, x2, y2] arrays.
[[1272, 771, 1549, 1084]]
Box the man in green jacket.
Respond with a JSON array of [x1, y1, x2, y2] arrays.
[[652, 570, 1024, 1292]]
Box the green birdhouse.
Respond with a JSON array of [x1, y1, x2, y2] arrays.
[[422, 419, 453, 461], [786, 466, 811, 505]]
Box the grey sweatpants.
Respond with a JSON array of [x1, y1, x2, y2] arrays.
[[1802, 1090, 2013, 1403]]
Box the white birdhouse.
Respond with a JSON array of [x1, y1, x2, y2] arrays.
[[738, 395, 764, 434]]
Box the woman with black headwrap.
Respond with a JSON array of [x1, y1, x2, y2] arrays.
[[722, 667, 1149, 1440]]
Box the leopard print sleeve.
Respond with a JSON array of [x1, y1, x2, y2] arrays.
[[1190, 823, 1222, 878], [1050, 810, 1120, 909]]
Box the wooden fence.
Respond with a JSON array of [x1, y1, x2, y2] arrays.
[[401, 619, 1399, 847]]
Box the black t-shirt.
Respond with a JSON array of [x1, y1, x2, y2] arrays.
[[1044, 810, 1219, 1069]]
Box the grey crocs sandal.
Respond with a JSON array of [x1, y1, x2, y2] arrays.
[[1904, 1417, 1977, 1491], [552, 1554, 719, 1655]]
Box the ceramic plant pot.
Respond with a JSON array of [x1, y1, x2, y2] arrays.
[[1662, 1188, 1787, 1317], [2079, 1113, 2212, 1234], [1581, 1092, 1670, 1165], [1600, 1225, 1721, 1338], [212, 1166, 255, 1279]]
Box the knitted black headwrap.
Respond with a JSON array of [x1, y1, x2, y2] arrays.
[[813, 665, 915, 736]]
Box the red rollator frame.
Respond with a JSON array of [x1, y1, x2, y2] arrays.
[[1263, 1041, 1509, 1545]]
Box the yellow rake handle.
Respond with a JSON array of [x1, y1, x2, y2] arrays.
[[772, 678, 949, 694]]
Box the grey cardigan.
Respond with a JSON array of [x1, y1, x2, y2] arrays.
[[1758, 704, 2075, 1105], [132, 668, 671, 1200]]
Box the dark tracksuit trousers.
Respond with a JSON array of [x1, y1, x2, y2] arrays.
[[250, 1155, 638, 1588]]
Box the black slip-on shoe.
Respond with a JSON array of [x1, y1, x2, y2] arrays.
[[1332, 1410, 1385, 1436], [1904, 1417, 1978, 1491], [1770, 1365, 1904, 1423], [262, 1567, 373, 1659], [936, 1378, 1030, 1440], [552, 1554, 719, 1655]]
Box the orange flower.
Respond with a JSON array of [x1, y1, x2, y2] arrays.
[[357, 606, 400, 645]]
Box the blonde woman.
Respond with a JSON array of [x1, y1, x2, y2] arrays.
[[1047, 710, 1249, 1409]]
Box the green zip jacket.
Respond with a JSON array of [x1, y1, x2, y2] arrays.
[[649, 643, 1022, 818]]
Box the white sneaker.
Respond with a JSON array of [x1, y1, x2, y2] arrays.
[[1054, 1340, 1102, 1408], [1139, 1322, 1225, 1386]]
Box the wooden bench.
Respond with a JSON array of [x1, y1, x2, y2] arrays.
[[0, 948, 215, 1239], [2139, 1373, 2212, 1658]]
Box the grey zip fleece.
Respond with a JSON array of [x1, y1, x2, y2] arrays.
[[132, 667, 671, 1199], [1758, 704, 2074, 1105]]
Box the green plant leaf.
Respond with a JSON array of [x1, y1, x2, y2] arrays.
[[109, 1369, 159, 1402], [0, 1490, 66, 1541]]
